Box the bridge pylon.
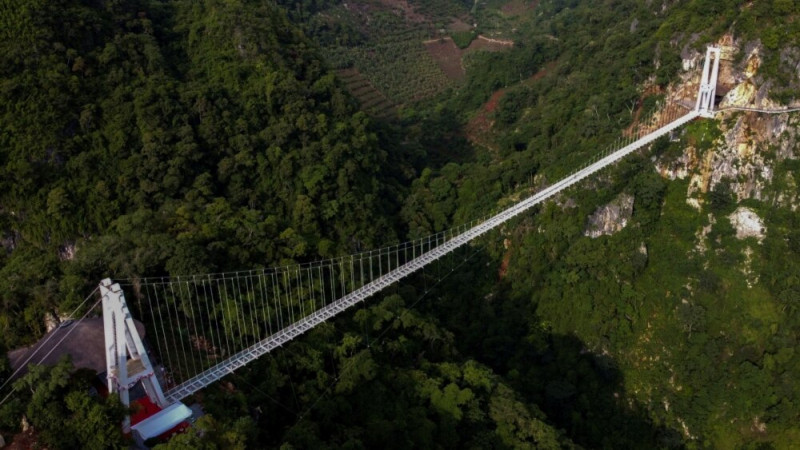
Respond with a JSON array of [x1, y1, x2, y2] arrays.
[[695, 46, 722, 117], [100, 279, 167, 433]]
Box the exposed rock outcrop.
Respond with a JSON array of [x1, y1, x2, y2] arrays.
[[719, 47, 781, 110], [728, 206, 766, 242], [44, 312, 60, 332], [775, 172, 800, 211], [741, 246, 759, 288], [58, 242, 76, 261], [687, 114, 773, 202], [680, 34, 703, 71], [658, 35, 800, 207], [584, 193, 634, 238], [694, 213, 715, 254]]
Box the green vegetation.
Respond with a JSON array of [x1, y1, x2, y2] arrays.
[[0, 0, 397, 351], [3, 0, 800, 448], [285, 0, 457, 106], [337, 69, 396, 117], [328, 39, 451, 103], [409, 0, 471, 26], [190, 291, 575, 448], [153, 415, 255, 449], [1, 357, 125, 449], [450, 30, 478, 49]]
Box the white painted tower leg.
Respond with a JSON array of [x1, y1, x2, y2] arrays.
[[100, 279, 167, 433], [695, 46, 721, 117]]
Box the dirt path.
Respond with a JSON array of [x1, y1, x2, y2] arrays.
[[475, 35, 513, 46], [464, 61, 556, 149]]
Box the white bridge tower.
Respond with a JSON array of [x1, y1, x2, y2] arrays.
[[100, 279, 167, 432], [695, 46, 721, 117]]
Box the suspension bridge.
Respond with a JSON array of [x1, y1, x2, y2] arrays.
[[4, 47, 725, 437]]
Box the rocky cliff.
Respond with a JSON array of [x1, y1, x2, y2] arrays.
[[584, 193, 634, 238], [651, 35, 800, 296]]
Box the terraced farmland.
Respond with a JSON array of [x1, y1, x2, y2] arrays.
[[324, 8, 454, 108], [408, 0, 471, 26], [312, 0, 515, 113], [337, 68, 396, 117]]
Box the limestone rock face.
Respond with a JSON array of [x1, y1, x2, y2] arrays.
[[717, 47, 783, 110], [780, 46, 800, 80], [719, 47, 758, 108], [728, 207, 766, 242], [685, 114, 774, 202], [687, 110, 798, 205], [721, 80, 757, 108], [657, 36, 800, 207], [584, 193, 634, 238], [58, 242, 76, 261], [45, 312, 59, 332], [681, 35, 702, 71], [744, 49, 760, 78], [655, 146, 695, 181], [650, 35, 800, 288]]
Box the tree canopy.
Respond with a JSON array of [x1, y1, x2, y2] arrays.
[[3, 0, 800, 448]]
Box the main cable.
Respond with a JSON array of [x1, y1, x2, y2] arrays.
[[0, 286, 102, 406]]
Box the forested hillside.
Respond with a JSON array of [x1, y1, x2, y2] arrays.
[[0, 0, 400, 347], [3, 0, 800, 448]]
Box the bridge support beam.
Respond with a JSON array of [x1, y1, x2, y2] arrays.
[[161, 110, 702, 404], [101, 279, 167, 433], [695, 46, 721, 117]]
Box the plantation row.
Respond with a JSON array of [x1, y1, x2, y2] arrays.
[[336, 69, 397, 118], [409, 0, 471, 25], [315, 0, 475, 109], [330, 41, 452, 104]]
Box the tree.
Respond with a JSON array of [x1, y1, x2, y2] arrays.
[[709, 180, 736, 214], [10, 357, 125, 449], [154, 415, 254, 450]]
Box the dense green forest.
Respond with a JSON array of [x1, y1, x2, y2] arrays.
[[0, 0, 402, 348], [3, 0, 800, 448]]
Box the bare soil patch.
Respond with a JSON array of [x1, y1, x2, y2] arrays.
[[5, 430, 39, 450], [501, 0, 539, 16], [448, 18, 472, 32], [525, 61, 556, 84], [484, 88, 506, 113], [464, 61, 555, 149], [425, 35, 514, 81], [376, 0, 428, 23], [464, 35, 514, 53], [424, 37, 466, 81], [498, 246, 512, 280], [465, 88, 507, 150]]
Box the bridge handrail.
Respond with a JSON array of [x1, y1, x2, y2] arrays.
[[163, 111, 700, 402], [716, 106, 800, 114]]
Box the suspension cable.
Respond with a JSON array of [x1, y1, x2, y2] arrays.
[[0, 286, 101, 406]]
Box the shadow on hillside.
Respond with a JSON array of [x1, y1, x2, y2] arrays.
[[374, 108, 477, 173], [419, 250, 685, 449], [518, 333, 684, 448]]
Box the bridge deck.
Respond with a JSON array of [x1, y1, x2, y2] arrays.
[[163, 111, 701, 403]]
